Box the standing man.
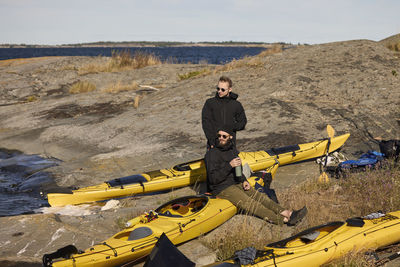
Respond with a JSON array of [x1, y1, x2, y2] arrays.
[[202, 76, 247, 149], [205, 126, 307, 226]]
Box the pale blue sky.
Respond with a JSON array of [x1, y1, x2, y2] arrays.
[[0, 0, 399, 45]]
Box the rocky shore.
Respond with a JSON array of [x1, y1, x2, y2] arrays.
[[0, 38, 399, 266]]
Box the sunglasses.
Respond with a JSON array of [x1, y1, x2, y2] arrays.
[[216, 86, 227, 92], [218, 134, 230, 139]]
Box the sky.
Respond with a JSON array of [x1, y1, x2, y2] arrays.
[[0, 0, 399, 45]]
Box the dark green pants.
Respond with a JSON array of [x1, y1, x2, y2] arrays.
[[217, 184, 285, 225]]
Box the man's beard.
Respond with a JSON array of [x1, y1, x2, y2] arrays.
[[217, 138, 232, 149]]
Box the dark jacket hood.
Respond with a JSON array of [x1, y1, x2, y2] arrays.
[[214, 92, 239, 100]]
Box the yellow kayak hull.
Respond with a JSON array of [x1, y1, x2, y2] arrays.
[[48, 195, 237, 267], [47, 133, 350, 207], [213, 210, 400, 267], [45, 165, 280, 267]]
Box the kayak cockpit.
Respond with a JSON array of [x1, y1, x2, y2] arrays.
[[155, 195, 208, 217], [265, 144, 301, 157], [172, 159, 204, 172]]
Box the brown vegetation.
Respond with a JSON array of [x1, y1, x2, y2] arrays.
[[78, 50, 162, 74], [178, 68, 211, 80], [103, 80, 139, 93], [280, 161, 400, 226], [68, 81, 96, 94], [201, 162, 400, 264], [177, 44, 283, 80], [380, 33, 400, 52], [214, 44, 282, 73], [386, 43, 400, 52]]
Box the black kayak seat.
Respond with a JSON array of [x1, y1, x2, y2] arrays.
[[265, 144, 300, 156], [173, 159, 203, 172], [346, 217, 365, 227], [106, 174, 147, 187], [300, 231, 320, 243]]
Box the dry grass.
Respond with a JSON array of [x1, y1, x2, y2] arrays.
[[178, 68, 211, 80], [175, 43, 283, 80], [214, 57, 250, 73], [201, 189, 293, 260], [200, 215, 286, 260], [68, 81, 96, 94], [202, 162, 400, 263], [25, 95, 38, 102], [78, 45, 282, 78], [386, 43, 400, 52], [78, 50, 162, 75], [133, 95, 141, 109], [109, 50, 161, 69], [257, 44, 283, 57], [278, 161, 400, 227], [213, 44, 283, 73], [114, 208, 148, 230], [78, 63, 106, 75], [102, 80, 139, 93], [59, 64, 78, 71]]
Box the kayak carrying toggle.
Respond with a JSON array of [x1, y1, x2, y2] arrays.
[[178, 219, 196, 233]]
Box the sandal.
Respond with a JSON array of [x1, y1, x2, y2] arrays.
[[287, 206, 308, 226]]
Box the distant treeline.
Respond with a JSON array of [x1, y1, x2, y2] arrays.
[[0, 41, 292, 48]]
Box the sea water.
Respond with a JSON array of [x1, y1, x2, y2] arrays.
[[0, 149, 59, 216], [0, 46, 267, 64]]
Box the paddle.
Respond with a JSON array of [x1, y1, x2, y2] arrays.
[[318, 125, 335, 183]]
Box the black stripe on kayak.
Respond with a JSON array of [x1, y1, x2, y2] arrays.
[[106, 175, 147, 187], [173, 159, 203, 171], [267, 221, 344, 248], [265, 144, 300, 156]]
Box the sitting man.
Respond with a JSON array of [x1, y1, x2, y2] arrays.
[[204, 126, 307, 226]]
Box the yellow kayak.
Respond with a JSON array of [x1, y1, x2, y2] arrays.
[[47, 133, 350, 207], [43, 165, 280, 267], [210, 210, 400, 267], [43, 195, 236, 267]]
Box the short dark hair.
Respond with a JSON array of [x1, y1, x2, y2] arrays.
[[219, 76, 232, 88]]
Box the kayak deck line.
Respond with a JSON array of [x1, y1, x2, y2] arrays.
[[46, 133, 350, 207], [45, 194, 239, 267], [209, 210, 400, 267]]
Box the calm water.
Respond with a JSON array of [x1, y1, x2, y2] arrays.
[[0, 149, 59, 216], [0, 46, 267, 64]]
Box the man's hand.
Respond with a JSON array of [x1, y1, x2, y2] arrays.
[[229, 157, 242, 168], [242, 181, 251, 191]]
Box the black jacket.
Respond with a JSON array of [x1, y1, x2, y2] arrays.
[[204, 140, 246, 195], [201, 92, 247, 147]]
